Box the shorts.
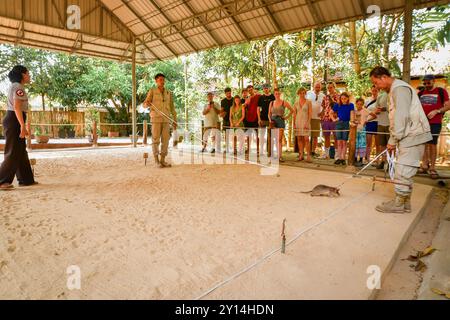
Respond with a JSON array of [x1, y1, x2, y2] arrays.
[[428, 123, 442, 145], [271, 116, 285, 129], [222, 121, 230, 131], [321, 120, 335, 137], [244, 120, 259, 130], [310, 119, 321, 138], [335, 121, 350, 141], [259, 120, 270, 128], [365, 121, 378, 134], [376, 125, 390, 146]]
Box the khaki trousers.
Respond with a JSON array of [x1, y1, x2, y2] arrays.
[[394, 144, 425, 196], [152, 122, 171, 157]]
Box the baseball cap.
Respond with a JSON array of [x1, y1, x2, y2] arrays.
[[423, 74, 435, 81]]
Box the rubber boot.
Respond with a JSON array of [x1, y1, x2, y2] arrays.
[[376, 193, 407, 214], [154, 154, 160, 167], [404, 194, 412, 213], [160, 156, 172, 168]]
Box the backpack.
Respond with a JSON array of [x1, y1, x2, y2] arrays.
[[418, 87, 446, 105]]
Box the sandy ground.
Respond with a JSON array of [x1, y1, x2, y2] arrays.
[[0, 147, 432, 299]]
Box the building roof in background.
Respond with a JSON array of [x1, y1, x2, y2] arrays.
[[0, 0, 448, 64]]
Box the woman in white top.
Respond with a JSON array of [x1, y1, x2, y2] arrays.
[[294, 87, 312, 162]]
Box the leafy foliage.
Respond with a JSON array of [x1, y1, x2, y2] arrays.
[[0, 5, 448, 124]]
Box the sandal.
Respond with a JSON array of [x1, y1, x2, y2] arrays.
[[429, 170, 439, 180], [417, 167, 429, 174], [0, 183, 14, 190]]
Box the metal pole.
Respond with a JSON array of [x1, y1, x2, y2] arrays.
[[132, 37, 137, 147], [402, 0, 413, 83], [184, 57, 188, 132]]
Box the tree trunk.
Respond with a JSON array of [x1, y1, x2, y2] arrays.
[[311, 28, 316, 86], [269, 45, 278, 89], [41, 93, 45, 111], [261, 46, 269, 84], [349, 21, 361, 76], [381, 14, 401, 68], [377, 15, 385, 65]]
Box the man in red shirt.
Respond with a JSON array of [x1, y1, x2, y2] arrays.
[[418, 75, 450, 179], [244, 85, 261, 129]]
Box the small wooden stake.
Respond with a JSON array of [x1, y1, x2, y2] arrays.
[[143, 153, 149, 166], [372, 176, 376, 191], [281, 218, 287, 254]]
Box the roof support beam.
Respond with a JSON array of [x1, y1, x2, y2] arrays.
[[140, 0, 286, 42], [0, 22, 131, 53], [71, 33, 82, 53], [0, 34, 134, 62], [50, 0, 66, 29], [16, 0, 25, 45], [358, 0, 368, 19], [119, 0, 176, 58], [305, 0, 324, 26], [259, 0, 282, 33], [217, 0, 249, 41], [95, 0, 161, 61], [182, 1, 222, 46], [120, 43, 132, 62], [146, 0, 199, 52]]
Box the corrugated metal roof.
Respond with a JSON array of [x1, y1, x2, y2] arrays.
[[0, 0, 448, 64]]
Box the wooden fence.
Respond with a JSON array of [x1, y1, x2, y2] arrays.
[[0, 110, 122, 138], [0, 110, 86, 137]]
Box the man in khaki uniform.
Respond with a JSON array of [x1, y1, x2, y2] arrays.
[[370, 66, 432, 214], [144, 73, 177, 168]]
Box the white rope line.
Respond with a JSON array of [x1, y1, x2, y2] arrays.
[[286, 190, 372, 246], [335, 149, 388, 189], [28, 123, 85, 126], [195, 189, 372, 300], [98, 123, 144, 126], [146, 102, 281, 171]]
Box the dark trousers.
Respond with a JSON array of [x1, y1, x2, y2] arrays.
[[0, 111, 34, 185]]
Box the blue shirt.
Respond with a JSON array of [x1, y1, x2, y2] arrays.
[[333, 103, 354, 122]]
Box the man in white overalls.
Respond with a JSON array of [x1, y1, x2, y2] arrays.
[[369, 67, 432, 214]]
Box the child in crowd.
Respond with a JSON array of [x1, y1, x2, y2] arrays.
[[352, 98, 370, 167], [332, 92, 354, 166]]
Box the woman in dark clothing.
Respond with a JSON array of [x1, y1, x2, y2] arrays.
[[0, 65, 37, 190]]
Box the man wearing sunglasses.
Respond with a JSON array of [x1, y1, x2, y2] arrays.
[[418, 74, 450, 179]]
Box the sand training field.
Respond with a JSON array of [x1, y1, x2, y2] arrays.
[[0, 147, 432, 299]]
